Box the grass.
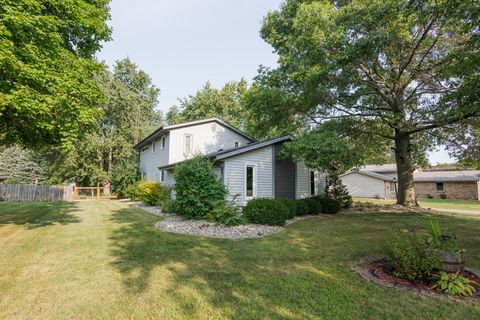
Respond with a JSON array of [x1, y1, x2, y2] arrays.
[[354, 197, 480, 212], [0, 200, 479, 319]]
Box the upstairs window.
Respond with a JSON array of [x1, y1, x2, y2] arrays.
[[184, 134, 193, 155], [141, 146, 149, 153], [161, 136, 166, 149], [234, 140, 241, 148], [152, 141, 156, 153], [436, 182, 444, 192]]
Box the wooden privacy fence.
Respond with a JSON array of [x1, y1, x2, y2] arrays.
[[0, 184, 74, 202]]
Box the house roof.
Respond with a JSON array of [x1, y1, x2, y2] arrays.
[[133, 118, 256, 150], [413, 171, 480, 182], [157, 135, 293, 171], [339, 170, 395, 182], [359, 164, 397, 173]]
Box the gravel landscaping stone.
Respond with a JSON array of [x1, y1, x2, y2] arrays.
[[124, 200, 316, 239]]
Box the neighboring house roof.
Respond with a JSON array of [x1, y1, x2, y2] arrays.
[[413, 171, 480, 182], [359, 164, 397, 173], [134, 118, 256, 150], [158, 135, 293, 170], [339, 170, 395, 182]]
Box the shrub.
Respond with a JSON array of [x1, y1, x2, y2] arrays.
[[243, 198, 290, 226], [303, 198, 322, 215], [432, 272, 477, 296], [295, 199, 310, 216], [387, 230, 441, 281], [207, 201, 245, 226], [112, 159, 138, 198], [174, 157, 228, 219], [162, 200, 178, 214], [326, 174, 353, 208], [312, 195, 341, 214], [125, 183, 140, 201], [277, 199, 298, 219], [136, 181, 171, 206], [440, 193, 447, 199]]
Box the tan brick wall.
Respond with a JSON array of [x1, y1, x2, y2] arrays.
[[414, 181, 479, 200]]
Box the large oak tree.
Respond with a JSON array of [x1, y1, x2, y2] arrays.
[[249, 0, 480, 205]]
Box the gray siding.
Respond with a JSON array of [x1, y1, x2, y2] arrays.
[[138, 133, 170, 182], [224, 146, 273, 206], [274, 144, 296, 199], [295, 161, 327, 199]]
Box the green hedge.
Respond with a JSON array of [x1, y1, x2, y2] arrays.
[[311, 195, 341, 214], [303, 198, 322, 215], [277, 199, 298, 219], [126, 181, 171, 206], [243, 198, 290, 226]]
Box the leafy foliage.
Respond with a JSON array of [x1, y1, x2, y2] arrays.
[[432, 272, 477, 297], [277, 199, 298, 219], [173, 157, 228, 219], [243, 198, 290, 226], [326, 174, 353, 209], [0, 145, 45, 183], [206, 200, 245, 226], [112, 159, 138, 198], [131, 181, 171, 207], [0, 0, 111, 148], [251, 0, 480, 204], [387, 230, 441, 281], [311, 195, 341, 214], [302, 198, 322, 215]]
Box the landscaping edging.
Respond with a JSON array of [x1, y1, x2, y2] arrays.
[[125, 200, 317, 239], [352, 257, 480, 303]]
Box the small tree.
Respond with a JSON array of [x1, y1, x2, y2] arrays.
[[326, 173, 353, 209], [173, 157, 227, 219]]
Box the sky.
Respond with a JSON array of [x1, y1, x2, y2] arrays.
[[97, 0, 454, 165]]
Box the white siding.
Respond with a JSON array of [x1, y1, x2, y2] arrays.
[[138, 133, 170, 182], [224, 146, 273, 206], [340, 172, 386, 198], [168, 122, 251, 164]]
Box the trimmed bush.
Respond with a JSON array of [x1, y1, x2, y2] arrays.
[[136, 181, 171, 206], [295, 199, 310, 216], [162, 199, 178, 214], [206, 202, 245, 226], [303, 198, 322, 215], [312, 195, 341, 214], [174, 156, 228, 219], [388, 230, 441, 281], [277, 199, 298, 219], [243, 198, 290, 226]]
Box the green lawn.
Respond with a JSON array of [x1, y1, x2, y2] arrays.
[[0, 201, 479, 319], [354, 197, 480, 212]]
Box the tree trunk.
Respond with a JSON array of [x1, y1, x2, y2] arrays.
[[107, 146, 113, 184], [394, 129, 417, 206]]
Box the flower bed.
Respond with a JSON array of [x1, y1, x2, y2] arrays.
[[353, 258, 480, 302]]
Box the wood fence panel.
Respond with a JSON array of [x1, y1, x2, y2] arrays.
[[0, 184, 74, 202]]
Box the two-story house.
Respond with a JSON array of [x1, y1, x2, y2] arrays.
[[134, 118, 326, 205]]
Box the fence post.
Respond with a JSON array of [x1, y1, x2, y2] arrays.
[[97, 183, 100, 200]]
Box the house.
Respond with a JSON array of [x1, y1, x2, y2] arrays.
[[134, 118, 326, 205], [340, 164, 480, 200]]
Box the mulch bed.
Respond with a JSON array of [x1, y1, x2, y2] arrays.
[[353, 258, 480, 302]]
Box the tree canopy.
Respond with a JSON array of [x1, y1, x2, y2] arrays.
[[0, 0, 111, 148], [250, 0, 480, 205]]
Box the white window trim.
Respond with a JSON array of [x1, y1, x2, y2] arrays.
[[233, 140, 241, 148], [161, 136, 166, 149], [245, 163, 257, 200], [184, 134, 193, 155], [152, 141, 156, 153]]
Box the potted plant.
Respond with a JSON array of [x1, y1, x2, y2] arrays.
[[424, 217, 465, 273]]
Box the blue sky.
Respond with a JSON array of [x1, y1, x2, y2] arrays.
[[97, 0, 453, 164]]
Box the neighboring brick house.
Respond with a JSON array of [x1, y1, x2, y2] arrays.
[[413, 171, 480, 200], [340, 164, 480, 201]]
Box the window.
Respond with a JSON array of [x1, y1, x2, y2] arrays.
[[436, 182, 444, 192], [310, 171, 315, 196], [161, 136, 166, 149], [151, 141, 156, 153], [141, 146, 149, 153], [161, 170, 165, 182], [389, 181, 396, 193], [184, 134, 193, 155], [246, 165, 255, 198], [234, 140, 241, 148]]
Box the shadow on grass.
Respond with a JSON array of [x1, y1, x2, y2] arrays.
[[0, 201, 81, 229], [107, 208, 376, 319]]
